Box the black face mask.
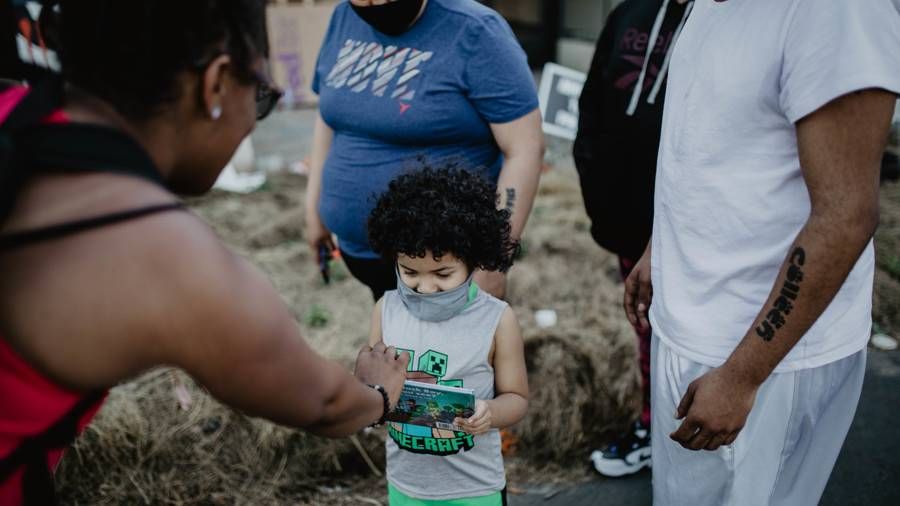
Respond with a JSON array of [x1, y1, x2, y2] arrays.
[[350, 0, 426, 36]]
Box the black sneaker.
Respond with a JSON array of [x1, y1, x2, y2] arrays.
[[590, 421, 651, 477]]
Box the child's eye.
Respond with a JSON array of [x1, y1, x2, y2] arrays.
[[403, 271, 417, 277], [436, 273, 450, 279]]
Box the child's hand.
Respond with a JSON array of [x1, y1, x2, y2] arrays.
[[456, 400, 492, 435]]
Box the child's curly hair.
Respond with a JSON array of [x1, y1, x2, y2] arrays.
[[368, 166, 519, 273]]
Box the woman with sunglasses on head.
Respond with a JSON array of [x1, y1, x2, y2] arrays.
[[0, 1, 410, 504], [305, 0, 544, 302]]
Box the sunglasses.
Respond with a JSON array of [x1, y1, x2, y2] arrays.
[[193, 53, 284, 121], [252, 69, 284, 121]]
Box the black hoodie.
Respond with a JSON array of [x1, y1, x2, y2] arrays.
[[573, 0, 692, 260]]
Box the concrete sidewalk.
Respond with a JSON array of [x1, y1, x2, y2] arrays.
[[510, 347, 900, 506]]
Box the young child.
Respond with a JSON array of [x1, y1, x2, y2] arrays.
[[367, 167, 529, 506]]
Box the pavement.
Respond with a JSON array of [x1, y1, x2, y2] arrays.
[[510, 347, 900, 506], [251, 107, 317, 169]]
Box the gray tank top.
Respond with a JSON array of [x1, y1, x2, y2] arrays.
[[381, 286, 508, 500]]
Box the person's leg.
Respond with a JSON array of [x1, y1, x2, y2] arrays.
[[652, 335, 866, 506], [636, 326, 652, 427], [768, 349, 866, 506], [652, 334, 790, 506], [340, 251, 397, 301], [651, 334, 736, 506], [620, 256, 652, 427], [590, 256, 653, 478]]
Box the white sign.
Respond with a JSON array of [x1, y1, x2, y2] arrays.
[[537, 62, 586, 141]]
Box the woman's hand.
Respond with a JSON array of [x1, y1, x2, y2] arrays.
[[456, 399, 492, 435], [305, 210, 336, 263], [354, 342, 410, 409]]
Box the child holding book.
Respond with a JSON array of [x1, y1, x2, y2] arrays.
[[367, 167, 529, 506]]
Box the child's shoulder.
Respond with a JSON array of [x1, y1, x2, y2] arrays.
[[470, 291, 520, 335], [379, 289, 399, 304]]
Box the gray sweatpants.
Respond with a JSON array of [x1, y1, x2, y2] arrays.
[[651, 335, 866, 506]]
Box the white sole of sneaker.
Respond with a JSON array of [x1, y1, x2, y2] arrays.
[[590, 447, 652, 477]]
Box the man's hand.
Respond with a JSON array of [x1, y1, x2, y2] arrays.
[[474, 269, 507, 299], [354, 342, 410, 409], [456, 399, 492, 435], [624, 245, 652, 333], [669, 365, 759, 451]]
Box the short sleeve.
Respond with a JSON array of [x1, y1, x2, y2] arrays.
[[461, 14, 539, 124], [311, 5, 343, 95], [780, 0, 900, 123]]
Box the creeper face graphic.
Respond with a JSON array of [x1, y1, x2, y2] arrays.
[[388, 347, 474, 456], [419, 350, 448, 379]]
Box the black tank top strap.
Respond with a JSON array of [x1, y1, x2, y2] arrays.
[[17, 123, 166, 186], [1, 82, 187, 251], [0, 202, 185, 251], [0, 389, 106, 506]]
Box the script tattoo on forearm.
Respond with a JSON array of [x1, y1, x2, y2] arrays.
[[756, 247, 806, 342], [504, 188, 517, 212]]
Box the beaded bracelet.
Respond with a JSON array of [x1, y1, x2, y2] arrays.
[[368, 384, 389, 427]]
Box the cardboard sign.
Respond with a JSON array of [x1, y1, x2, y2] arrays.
[[266, 1, 339, 107], [538, 62, 586, 140]]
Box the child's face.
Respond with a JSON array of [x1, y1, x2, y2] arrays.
[[397, 252, 470, 294]]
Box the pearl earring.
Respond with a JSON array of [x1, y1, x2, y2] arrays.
[[211, 106, 222, 120]]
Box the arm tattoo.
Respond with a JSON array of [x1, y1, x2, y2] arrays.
[[756, 247, 806, 342], [504, 188, 517, 212]]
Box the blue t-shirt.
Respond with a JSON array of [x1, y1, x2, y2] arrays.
[[312, 0, 538, 258]]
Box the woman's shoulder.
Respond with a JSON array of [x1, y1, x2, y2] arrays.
[[319, 1, 355, 41], [328, 1, 352, 20], [7, 174, 228, 286], [431, 0, 514, 43], [432, 0, 518, 55], [0, 178, 232, 390], [431, 0, 505, 24]]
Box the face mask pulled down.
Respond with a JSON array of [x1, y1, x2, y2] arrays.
[[395, 269, 474, 322], [350, 0, 426, 36]]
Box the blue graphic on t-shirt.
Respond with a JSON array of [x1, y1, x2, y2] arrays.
[[312, 0, 538, 258]]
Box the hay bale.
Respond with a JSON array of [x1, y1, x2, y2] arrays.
[[514, 333, 640, 463], [56, 369, 386, 505], [246, 208, 304, 249]]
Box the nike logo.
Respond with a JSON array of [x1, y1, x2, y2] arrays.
[[624, 448, 652, 465]]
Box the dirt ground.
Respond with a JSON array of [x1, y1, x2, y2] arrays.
[[55, 122, 900, 504]]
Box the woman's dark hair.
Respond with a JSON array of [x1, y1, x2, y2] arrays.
[[58, 0, 268, 120], [368, 165, 519, 273]]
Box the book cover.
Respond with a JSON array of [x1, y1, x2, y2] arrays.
[[385, 380, 476, 431]]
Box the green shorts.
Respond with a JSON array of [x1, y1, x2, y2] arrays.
[[387, 483, 504, 506]]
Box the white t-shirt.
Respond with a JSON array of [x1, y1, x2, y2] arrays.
[[650, 0, 900, 372]]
